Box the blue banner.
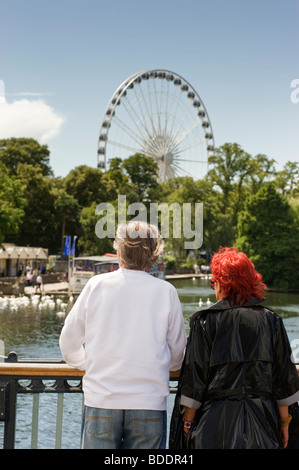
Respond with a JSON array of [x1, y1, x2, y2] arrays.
[[70, 235, 77, 256], [64, 235, 71, 256]]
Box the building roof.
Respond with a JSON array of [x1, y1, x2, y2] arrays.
[[0, 244, 48, 260]]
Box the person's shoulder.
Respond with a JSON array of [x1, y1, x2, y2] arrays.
[[148, 275, 173, 287], [149, 276, 180, 297], [88, 270, 117, 286]]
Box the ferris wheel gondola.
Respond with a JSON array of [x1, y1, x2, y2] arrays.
[[97, 69, 214, 182]]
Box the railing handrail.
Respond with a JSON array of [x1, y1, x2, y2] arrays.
[[0, 362, 84, 377], [0, 362, 181, 379]]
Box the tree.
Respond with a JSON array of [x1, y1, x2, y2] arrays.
[[160, 177, 215, 259], [101, 158, 137, 203], [207, 143, 253, 215], [0, 164, 25, 245], [248, 153, 276, 194], [206, 144, 277, 249], [79, 203, 113, 255], [63, 165, 106, 208], [10, 164, 57, 251], [274, 161, 299, 196], [236, 183, 299, 290], [121, 154, 159, 202], [0, 138, 53, 176], [52, 182, 81, 254]]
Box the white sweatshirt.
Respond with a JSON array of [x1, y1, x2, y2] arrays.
[[59, 268, 186, 410]]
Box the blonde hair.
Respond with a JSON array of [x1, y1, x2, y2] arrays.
[[113, 221, 164, 271]]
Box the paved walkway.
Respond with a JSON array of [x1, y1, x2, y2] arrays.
[[24, 282, 69, 295]]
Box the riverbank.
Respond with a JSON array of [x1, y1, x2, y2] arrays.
[[22, 274, 211, 295], [166, 273, 211, 280], [3, 272, 299, 297]]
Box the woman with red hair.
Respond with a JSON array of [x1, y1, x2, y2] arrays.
[[169, 247, 299, 449]]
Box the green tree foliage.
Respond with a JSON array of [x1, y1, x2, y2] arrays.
[[236, 184, 299, 290], [274, 161, 299, 196], [63, 165, 105, 208], [207, 143, 277, 247], [0, 138, 53, 176], [101, 157, 138, 204], [9, 164, 58, 252], [0, 164, 25, 245], [122, 153, 159, 201], [79, 203, 113, 255], [52, 182, 81, 253], [207, 143, 253, 216]]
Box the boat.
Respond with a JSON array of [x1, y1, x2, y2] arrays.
[[69, 253, 165, 293]]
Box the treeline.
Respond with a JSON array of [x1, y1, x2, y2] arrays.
[[1, 138, 299, 290]]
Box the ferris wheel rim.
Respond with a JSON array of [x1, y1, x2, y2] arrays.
[[97, 69, 215, 180]]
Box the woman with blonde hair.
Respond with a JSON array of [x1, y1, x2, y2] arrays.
[[60, 221, 186, 449], [169, 246, 299, 449]]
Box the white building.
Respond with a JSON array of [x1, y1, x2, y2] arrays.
[[0, 244, 48, 277]]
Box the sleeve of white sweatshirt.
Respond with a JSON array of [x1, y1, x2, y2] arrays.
[[59, 281, 90, 370], [167, 286, 187, 371]]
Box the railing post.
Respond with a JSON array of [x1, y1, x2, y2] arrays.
[[31, 393, 40, 449], [0, 379, 18, 449], [55, 393, 64, 449]]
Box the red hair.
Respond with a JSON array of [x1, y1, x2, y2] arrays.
[[210, 247, 267, 305]]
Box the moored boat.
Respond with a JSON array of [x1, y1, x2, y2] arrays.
[[69, 254, 164, 293]]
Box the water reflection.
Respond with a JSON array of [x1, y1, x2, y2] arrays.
[[0, 294, 69, 358], [0, 278, 298, 359]]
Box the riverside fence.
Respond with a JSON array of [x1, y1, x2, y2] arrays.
[[0, 353, 180, 449]]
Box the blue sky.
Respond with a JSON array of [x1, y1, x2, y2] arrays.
[[0, 0, 298, 177]]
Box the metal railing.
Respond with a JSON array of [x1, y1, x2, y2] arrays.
[[0, 352, 180, 449]]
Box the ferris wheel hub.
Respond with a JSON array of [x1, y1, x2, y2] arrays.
[[162, 152, 174, 165]]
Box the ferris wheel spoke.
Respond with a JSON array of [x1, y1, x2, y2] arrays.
[[145, 80, 163, 140], [167, 101, 198, 145], [120, 96, 153, 143], [171, 162, 194, 178], [107, 139, 141, 155], [172, 138, 206, 155], [151, 78, 161, 134], [174, 158, 207, 164], [153, 78, 165, 137], [131, 84, 156, 138], [159, 79, 168, 132], [175, 117, 202, 145], [132, 83, 161, 143], [112, 115, 148, 149], [164, 90, 184, 142]]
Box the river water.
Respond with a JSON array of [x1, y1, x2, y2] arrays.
[[1, 277, 299, 448]]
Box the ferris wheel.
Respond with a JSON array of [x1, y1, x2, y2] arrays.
[[97, 69, 214, 182]]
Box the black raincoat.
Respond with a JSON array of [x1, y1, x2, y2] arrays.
[[169, 298, 299, 449]]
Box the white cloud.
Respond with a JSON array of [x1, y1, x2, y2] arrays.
[[0, 80, 5, 104], [7, 91, 55, 97], [0, 97, 65, 143]]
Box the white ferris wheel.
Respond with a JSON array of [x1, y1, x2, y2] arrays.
[[97, 69, 214, 182]]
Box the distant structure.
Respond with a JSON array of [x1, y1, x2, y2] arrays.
[[97, 69, 214, 182]]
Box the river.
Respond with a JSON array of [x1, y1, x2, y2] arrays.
[[0, 277, 299, 448]]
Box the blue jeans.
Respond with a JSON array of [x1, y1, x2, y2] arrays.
[[81, 406, 167, 449]]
